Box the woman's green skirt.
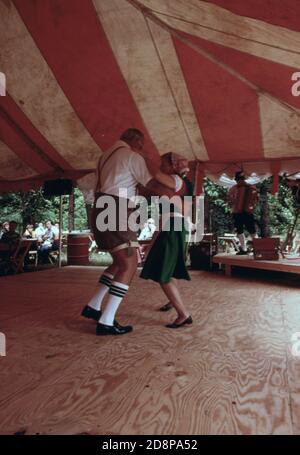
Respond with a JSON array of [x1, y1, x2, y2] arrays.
[[140, 219, 191, 284]]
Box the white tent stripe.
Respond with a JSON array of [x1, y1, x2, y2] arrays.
[[93, 0, 207, 160], [138, 0, 300, 68], [259, 96, 300, 159], [146, 19, 208, 160]]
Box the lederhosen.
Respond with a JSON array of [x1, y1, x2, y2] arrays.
[[232, 183, 257, 235], [92, 146, 139, 253], [140, 177, 192, 284]]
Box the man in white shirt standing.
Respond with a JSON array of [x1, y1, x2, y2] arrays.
[[81, 128, 176, 335]]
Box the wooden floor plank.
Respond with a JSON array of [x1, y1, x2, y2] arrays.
[[291, 392, 300, 435]]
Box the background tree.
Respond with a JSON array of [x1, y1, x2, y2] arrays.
[[0, 187, 88, 233], [204, 178, 232, 235]]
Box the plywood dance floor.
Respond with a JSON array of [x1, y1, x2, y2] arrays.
[[1, 266, 300, 435]]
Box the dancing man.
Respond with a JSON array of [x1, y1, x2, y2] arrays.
[[81, 129, 176, 336]]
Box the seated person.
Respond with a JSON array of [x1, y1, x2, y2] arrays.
[[138, 218, 156, 262], [23, 224, 35, 239], [38, 220, 59, 263], [138, 218, 156, 241], [0, 221, 9, 240], [34, 222, 45, 240], [0, 221, 21, 261], [53, 223, 60, 237]]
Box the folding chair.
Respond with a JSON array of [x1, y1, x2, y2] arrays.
[[9, 239, 33, 274], [28, 249, 38, 267]]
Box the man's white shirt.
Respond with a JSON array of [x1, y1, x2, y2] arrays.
[[96, 140, 152, 199]]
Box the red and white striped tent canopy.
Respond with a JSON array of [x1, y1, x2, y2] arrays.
[[1, 0, 300, 193]]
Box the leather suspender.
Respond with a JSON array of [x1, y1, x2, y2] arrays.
[[95, 145, 125, 192]]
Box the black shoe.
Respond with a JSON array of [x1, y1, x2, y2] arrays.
[[113, 320, 132, 331], [236, 249, 248, 256], [96, 322, 133, 336], [166, 316, 193, 329], [81, 306, 130, 329], [159, 302, 173, 312], [81, 305, 101, 322]]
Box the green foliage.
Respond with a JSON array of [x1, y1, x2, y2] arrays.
[[204, 178, 231, 213], [204, 178, 232, 236], [0, 187, 88, 233], [252, 177, 297, 238]]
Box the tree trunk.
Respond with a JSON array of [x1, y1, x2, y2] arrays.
[[85, 203, 93, 230], [68, 190, 75, 232], [204, 196, 210, 232], [260, 190, 270, 238]]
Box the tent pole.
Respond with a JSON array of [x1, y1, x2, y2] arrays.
[[58, 195, 63, 268]]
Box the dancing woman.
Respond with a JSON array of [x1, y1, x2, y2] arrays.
[[140, 153, 194, 329]]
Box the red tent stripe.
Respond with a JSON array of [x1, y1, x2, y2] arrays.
[[13, 0, 159, 160], [0, 103, 53, 174], [207, 0, 300, 33], [173, 36, 263, 162], [0, 119, 50, 174], [183, 33, 300, 111], [0, 94, 74, 172]]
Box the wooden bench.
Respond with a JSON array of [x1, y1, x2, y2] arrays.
[[213, 253, 300, 277]]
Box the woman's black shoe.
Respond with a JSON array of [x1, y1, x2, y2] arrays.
[[159, 302, 173, 312], [165, 316, 193, 329], [96, 322, 133, 336]]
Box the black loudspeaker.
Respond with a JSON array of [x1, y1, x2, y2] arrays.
[[43, 179, 73, 198], [189, 234, 218, 271]]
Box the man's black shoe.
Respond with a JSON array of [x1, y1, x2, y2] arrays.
[[81, 305, 101, 322], [96, 322, 133, 336], [82, 306, 130, 330]]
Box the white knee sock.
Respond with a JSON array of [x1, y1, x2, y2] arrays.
[[99, 281, 129, 326], [87, 272, 114, 311], [238, 234, 247, 251]]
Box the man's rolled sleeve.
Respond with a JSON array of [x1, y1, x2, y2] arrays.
[[129, 153, 152, 187]]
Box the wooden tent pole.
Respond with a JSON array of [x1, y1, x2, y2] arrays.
[[58, 195, 63, 268]]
